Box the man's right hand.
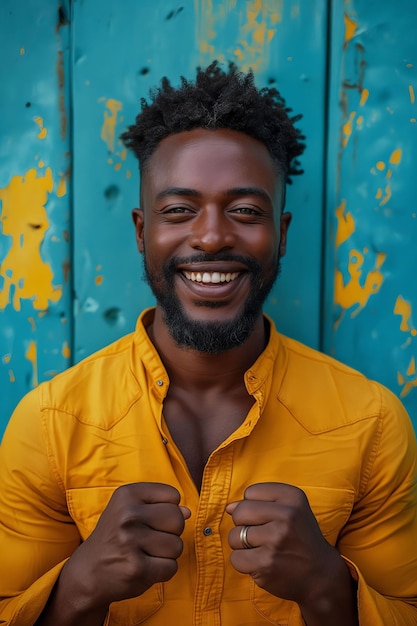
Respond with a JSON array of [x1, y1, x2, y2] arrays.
[[36, 482, 191, 626]]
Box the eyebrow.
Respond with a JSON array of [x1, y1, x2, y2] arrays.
[[155, 186, 272, 203]]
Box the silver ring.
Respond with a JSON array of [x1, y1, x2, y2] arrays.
[[240, 524, 253, 549]]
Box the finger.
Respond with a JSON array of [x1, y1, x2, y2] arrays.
[[141, 553, 180, 585], [139, 529, 184, 560], [116, 482, 182, 505], [229, 499, 288, 527], [244, 482, 306, 504], [137, 502, 188, 534], [229, 546, 262, 575], [180, 506, 192, 520], [228, 522, 276, 550], [225, 502, 239, 515]]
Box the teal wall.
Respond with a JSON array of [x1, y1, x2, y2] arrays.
[[1, 0, 416, 437]]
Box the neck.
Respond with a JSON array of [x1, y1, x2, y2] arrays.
[[147, 307, 268, 390]]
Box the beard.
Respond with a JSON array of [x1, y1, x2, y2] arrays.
[[143, 251, 280, 354]]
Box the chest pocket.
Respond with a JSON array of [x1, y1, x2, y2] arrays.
[[250, 485, 355, 625], [67, 486, 163, 625]]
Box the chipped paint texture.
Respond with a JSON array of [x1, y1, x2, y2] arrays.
[[0, 0, 72, 436], [325, 0, 417, 424], [195, 0, 281, 71], [0, 167, 62, 311]]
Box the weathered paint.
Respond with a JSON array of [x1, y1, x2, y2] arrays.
[[195, 0, 282, 71], [334, 250, 386, 317], [0, 167, 62, 311], [0, 0, 72, 436], [324, 0, 417, 427]]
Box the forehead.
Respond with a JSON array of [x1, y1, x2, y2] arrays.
[[142, 128, 282, 197]]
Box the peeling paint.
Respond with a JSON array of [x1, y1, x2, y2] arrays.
[[25, 340, 38, 387], [100, 98, 123, 153], [195, 0, 281, 72], [0, 168, 62, 311], [62, 341, 71, 359], [343, 12, 358, 47], [398, 357, 417, 398], [409, 85, 415, 104], [335, 250, 386, 317], [394, 295, 417, 335], [335, 199, 355, 247], [359, 88, 369, 106], [342, 111, 356, 147], [34, 116, 47, 140]]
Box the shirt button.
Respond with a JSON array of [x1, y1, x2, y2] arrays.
[[156, 380, 163, 386], [203, 527, 213, 536]]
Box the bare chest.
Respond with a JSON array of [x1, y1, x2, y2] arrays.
[[163, 389, 254, 491]]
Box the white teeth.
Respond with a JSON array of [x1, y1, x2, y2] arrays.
[[184, 271, 239, 284]]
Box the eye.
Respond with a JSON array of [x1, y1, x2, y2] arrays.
[[164, 206, 192, 214], [232, 206, 258, 215]]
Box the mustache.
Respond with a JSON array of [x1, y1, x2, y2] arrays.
[[163, 253, 262, 274]]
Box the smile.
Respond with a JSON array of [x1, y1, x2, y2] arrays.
[[183, 271, 240, 284]]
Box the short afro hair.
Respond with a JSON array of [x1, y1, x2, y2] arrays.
[[121, 60, 305, 183]]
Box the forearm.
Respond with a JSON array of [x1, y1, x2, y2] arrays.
[[299, 556, 358, 626], [34, 560, 108, 626]]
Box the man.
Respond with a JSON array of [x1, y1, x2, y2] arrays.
[[1, 61, 416, 626]]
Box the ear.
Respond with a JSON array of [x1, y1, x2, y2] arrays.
[[132, 208, 144, 253], [279, 212, 292, 257]]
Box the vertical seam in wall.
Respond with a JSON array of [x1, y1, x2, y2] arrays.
[[67, 0, 75, 367], [319, 0, 333, 353]]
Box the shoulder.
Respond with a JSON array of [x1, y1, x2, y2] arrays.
[[36, 331, 141, 430], [276, 334, 404, 434]]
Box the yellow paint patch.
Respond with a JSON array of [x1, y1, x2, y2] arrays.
[[20, 48, 25, 56], [62, 341, 71, 359], [195, 0, 280, 72], [335, 199, 355, 247], [376, 161, 385, 171], [334, 250, 386, 317], [0, 168, 62, 311], [409, 85, 415, 104], [359, 88, 369, 107], [100, 99, 123, 153], [95, 275, 103, 286], [2, 354, 11, 364], [56, 176, 67, 198], [28, 316, 36, 331], [342, 111, 356, 147], [379, 184, 392, 206], [9, 369, 15, 383], [394, 295, 416, 333], [356, 115, 364, 126], [34, 116, 47, 140], [389, 149, 402, 165], [25, 340, 38, 387], [398, 357, 417, 398], [375, 188, 382, 199], [344, 12, 358, 46]]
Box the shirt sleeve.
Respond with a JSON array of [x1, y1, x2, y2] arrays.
[[337, 385, 417, 625], [0, 388, 81, 626]]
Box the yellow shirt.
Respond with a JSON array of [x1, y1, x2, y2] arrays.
[[1, 309, 417, 626]]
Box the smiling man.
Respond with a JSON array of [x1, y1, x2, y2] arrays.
[[1, 62, 417, 626]]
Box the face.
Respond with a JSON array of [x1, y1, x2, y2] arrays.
[[133, 128, 291, 353]]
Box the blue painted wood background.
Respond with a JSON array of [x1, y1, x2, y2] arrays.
[[1, 0, 416, 437]]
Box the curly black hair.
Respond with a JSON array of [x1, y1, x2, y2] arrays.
[[121, 60, 305, 183]]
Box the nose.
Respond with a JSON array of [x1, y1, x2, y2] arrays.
[[188, 206, 235, 253]]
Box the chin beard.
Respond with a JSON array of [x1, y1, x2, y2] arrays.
[[142, 252, 280, 354]]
